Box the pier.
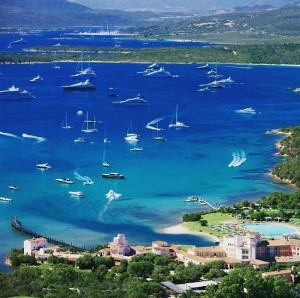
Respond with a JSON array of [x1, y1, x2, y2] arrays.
[[184, 196, 218, 210], [11, 217, 89, 251]]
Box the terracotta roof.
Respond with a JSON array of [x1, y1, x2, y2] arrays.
[[153, 241, 169, 247], [268, 238, 300, 247], [249, 259, 269, 266], [275, 256, 300, 264], [262, 269, 291, 277], [28, 237, 46, 243], [188, 246, 224, 253]]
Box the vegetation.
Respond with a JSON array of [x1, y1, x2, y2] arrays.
[[271, 126, 300, 188], [1, 42, 300, 65]]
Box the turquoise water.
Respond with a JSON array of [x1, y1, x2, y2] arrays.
[[0, 60, 299, 271], [242, 223, 298, 237]]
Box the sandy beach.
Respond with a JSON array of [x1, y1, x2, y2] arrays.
[[162, 223, 221, 242]]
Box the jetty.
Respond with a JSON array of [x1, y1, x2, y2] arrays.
[[11, 217, 89, 251], [184, 196, 217, 210]]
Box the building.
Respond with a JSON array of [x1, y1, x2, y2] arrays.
[[152, 241, 177, 257], [187, 246, 226, 258], [24, 237, 48, 256], [109, 234, 131, 256]]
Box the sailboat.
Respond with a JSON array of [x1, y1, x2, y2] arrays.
[[61, 113, 72, 129], [124, 120, 139, 142], [81, 112, 98, 133], [103, 129, 111, 144], [169, 104, 189, 128], [153, 123, 166, 141], [52, 52, 61, 69], [102, 147, 110, 167], [71, 52, 97, 79]]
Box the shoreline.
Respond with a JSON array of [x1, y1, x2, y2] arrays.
[[161, 223, 221, 243]]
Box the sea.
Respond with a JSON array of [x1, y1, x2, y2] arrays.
[[0, 30, 299, 272]]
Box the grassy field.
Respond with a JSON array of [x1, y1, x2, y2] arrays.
[[183, 212, 235, 239]]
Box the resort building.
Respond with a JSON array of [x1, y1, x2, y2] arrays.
[[151, 241, 177, 257], [24, 237, 48, 256], [262, 266, 297, 283], [109, 234, 131, 256], [187, 246, 226, 258], [223, 231, 261, 261]]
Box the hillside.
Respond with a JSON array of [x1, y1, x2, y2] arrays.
[[135, 3, 300, 43]]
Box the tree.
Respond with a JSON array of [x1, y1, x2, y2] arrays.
[[76, 255, 95, 270], [127, 261, 154, 279]]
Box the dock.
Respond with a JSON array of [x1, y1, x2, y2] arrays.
[[11, 217, 89, 251], [184, 196, 217, 210]]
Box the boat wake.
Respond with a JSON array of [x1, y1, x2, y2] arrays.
[[0, 131, 22, 139], [228, 151, 247, 167], [74, 171, 94, 185], [22, 133, 47, 143], [99, 190, 122, 220], [146, 117, 165, 131]]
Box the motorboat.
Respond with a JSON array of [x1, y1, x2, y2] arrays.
[[124, 120, 139, 142], [30, 75, 44, 83], [130, 147, 143, 151], [235, 107, 256, 114], [207, 68, 223, 79], [74, 137, 89, 143], [137, 63, 161, 75], [0, 85, 35, 100], [196, 63, 211, 70], [216, 77, 234, 84], [153, 136, 166, 141], [294, 88, 300, 92], [0, 197, 13, 202], [101, 173, 125, 179], [106, 190, 122, 200], [113, 94, 150, 106], [61, 79, 96, 91], [55, 178, 74, 184], [143, 67, 176, 78], [68, 191, 85, 198], [10, 38, 27, 45], [210, 82, 224, 89], [184, 196, 200, 202], [9, 186, 19, 191], [36, 163, 52, 170], [169, 104, 189, 128], [83, 180, 94, 185]]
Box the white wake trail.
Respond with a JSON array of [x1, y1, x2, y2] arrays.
[[0, 131, 22, 139], [22, 133, 46, 143], [145, 117, 165, 131]]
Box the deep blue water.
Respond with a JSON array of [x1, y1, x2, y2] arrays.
[[0, 33, 300, 272]]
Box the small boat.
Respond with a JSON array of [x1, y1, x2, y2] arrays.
[[137, 63, 161, 75], [10, 38, 26, 45], [235, 107, 256, 114], [216, 76, 234, 84], [61, 113, 72, 129], [101, 173, 125, 179], [36, 163, 52, 170], [55, 178, 74, 184], [207, 68, 223, 79], [69, 191, 85, 198], [81, 112, 98, 133], [30, 75, 44, 83], [52, 53, 61, 69], [184, 196, 199, 202], [0, 197, 13, 202], [153, 126, 166, 141], [71, 67, 97, 79], [130, 147, 143, 151], [106, 190, 122, 200], [210, 82, 224, 89], [74, 137, 89, 143], [124, 120, 139, 142], [197, 87, 210, 92], [0, 85, 35, 100], [61, 79, 96, 91], [196, 63, 211, 70], [9, 186, 19, 191], [294, 88, 300, 92], [113, 94, 150, 106], [169, 104, 189, 128], [102, 148, 110, 167]]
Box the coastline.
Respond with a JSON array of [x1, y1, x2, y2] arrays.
[[161, 223, 221, 243]]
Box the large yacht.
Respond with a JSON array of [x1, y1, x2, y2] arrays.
[[101, 173, 125, 179], [61, 79, 96, 91], [113, 94, 150, 106], [30, 75, 44, 83], [0, 85, 35, 100], [36, 163, 52, 170], [68, 191, 85, 198], [55, 178, 74, 184], [71, 67, 97, 79], [0, 197, 13, 202], [143, 67, 176, 78]]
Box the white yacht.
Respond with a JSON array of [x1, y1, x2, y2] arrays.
[[143, 67, 176, 78], [113, 94, 150, 106], [74, 137, 89, 143], [71, 67, 97, 79], [235, 107, 256, 114], [55, 178, 74, 184], [81, 112, 98, 133], [124, 120, 139, 142], [0, 85, 35, 100], [102, 148, 110, 167], [0, 197, 13, 202], [36, 163, 52, 170], [30, 75, 44, 83], [61, 80, 96, 91], [169, 104, 189, 128], [137, 63, 161, 75], [9, 186, 19, 191], [130, 147, 143, 151], [69, 191, 85, 198], [196, 63, 211, 70]]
